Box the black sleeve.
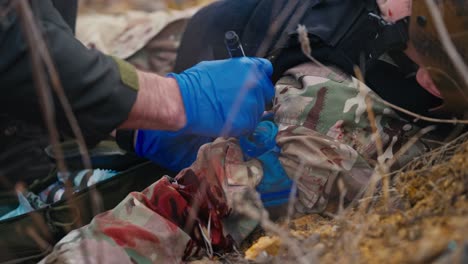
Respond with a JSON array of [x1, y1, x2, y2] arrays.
[[51, 0, 78, 33], [0, 0, 138, 144]]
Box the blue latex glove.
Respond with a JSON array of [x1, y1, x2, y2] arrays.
[[168, 57, 274, 137], [134, 129, 213, 172], [257, 151, 293, 208], [239, 121, 279, 159], [240, 121, 293, 207]]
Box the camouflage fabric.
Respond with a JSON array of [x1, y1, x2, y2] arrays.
[[75, 9, 197, 59], [41, 62, 430, 263], [127, 19, 188, 75], [274, 62, 428, 213], [40, 138, 262, 263]]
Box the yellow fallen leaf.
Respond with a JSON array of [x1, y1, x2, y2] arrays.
[[244, 236, 281, 260]]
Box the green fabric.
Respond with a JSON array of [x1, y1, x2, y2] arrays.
[[112, 56, 139, 91]]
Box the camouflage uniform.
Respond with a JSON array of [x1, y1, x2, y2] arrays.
[[75, 8, 198, 76], [40, 62, 429, 263], [274, 63, 428, 212]]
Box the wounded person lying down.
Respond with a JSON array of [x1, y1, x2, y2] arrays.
[[40, 62, 431, 263]]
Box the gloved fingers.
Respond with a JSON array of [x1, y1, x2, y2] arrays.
[[249, 57, 273, 76], [256, 151, 293, 208], [169, 57, 275, 138], [261, 74, 275, 105], [246, 57, 275, 104], [231, 106, 259, 136], [238, 60, 272, 123], [225, 67, 268, 136], [239, 121, 279, 158]]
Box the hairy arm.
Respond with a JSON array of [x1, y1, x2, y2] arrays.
[[119, 71, 187, 131]]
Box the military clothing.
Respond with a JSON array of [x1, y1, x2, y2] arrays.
[[175, 0, 454, 126], [0, 0, 139, 143], [0, 0, 141, 189], [40, 62, 431, 263]]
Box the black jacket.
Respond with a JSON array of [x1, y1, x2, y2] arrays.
[[0, 0, 138, 143], [175, 0, 445, 124], [0, 0, 138, 187]]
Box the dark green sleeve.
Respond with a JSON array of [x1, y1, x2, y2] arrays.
[[0, 0, 139, 144]]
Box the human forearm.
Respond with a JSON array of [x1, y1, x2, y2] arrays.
[[117, 57, 275, 172], [119, 70, 187, 131]]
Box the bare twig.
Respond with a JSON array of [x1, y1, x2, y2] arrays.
[[336, 178, 348, 217], [354, 66, 390, 211], [370, 93, 468, 124], [297, 23, 468, 125], [14, 1, 98, 262], [219, 80, 252, 137], [285, 159, 305, 226], [234, 192, 313, 264], [15, 0, 67, 176], [16, 0, 102, 213], [23, 1, 100, 213], [256, 0, 300, 58], [297, 24, 338, 78], [183, 170, 208, 235], [218, 4, 313, 137], [385, 126, 436, 169], [25, 226, 52, 252]]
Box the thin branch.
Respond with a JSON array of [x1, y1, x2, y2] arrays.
[[285, 159, 305, 226], [369, 93, 468, 124], [354, 67, 385, 158], [40, 32, 94, 173], [25, 226, 52, 252], [256, 0, 300, 58], [15, 0, 67, 175], [234, 191, 313, 264], [297, 24, 338, 78], [296, 22, 468, 125], [385, 125, 436, 169], [354, 66, 390, 211], [16, 0, 102, 213], [15, 1, 97, 263]]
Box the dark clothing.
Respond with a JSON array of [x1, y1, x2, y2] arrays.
[[0, 114, 53, 188], [175, 0, 445, 121], [0, 0, 138, 188], [176, 0, 370, 79], [0, 0, 137, 143], [51, 0, 78, 33]]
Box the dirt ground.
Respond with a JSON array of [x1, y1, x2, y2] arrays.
[[241, 133, 468, 264], [76, 2, 468, 263]]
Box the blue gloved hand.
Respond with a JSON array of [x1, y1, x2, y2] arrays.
[[168, 57, 274, 137], [239, 121, 279, 159], [240, 121, 293, 208], [256, 151, 293, 208], [134, 129, 213, 172]]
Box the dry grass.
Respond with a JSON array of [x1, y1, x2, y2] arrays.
[[231, 3, 468, 261], [3, 1, 466, 263], [235, 132, 467, 264]]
